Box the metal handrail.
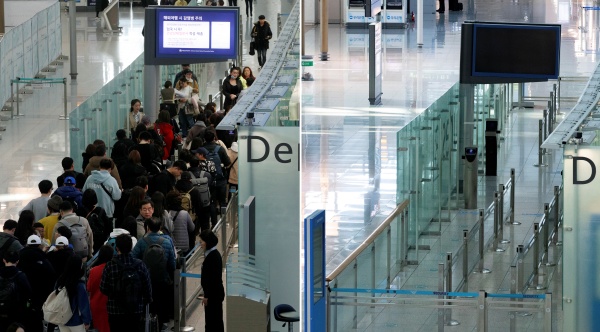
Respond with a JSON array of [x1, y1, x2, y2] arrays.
[[326, 199, 410, 282]]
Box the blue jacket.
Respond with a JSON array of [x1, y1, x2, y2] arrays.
[[52, 186, 83, 211], [131, 232, 176, 277], [65, 281, 92, 326]]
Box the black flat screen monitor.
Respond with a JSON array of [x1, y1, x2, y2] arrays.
[[460, 22, 561, 84]]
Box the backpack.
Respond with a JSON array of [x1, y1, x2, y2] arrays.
[[113, 258, 143, 314], [59, 217, 88, 259], [142, 236, 170, 284], [206, 145, 224, 181], [42, 287, 73, 325], [0, 272, 21, 319], [191, 171, 211, 208], [61, 195, 79, 212], [87, 209, 106, 251], [180, 189, 196, 222], [0, 237, 16, 267]]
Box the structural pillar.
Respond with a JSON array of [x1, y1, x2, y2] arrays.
[[69, 0, 78, 79], [144, 65, 160, 120], [0, 0, 5, 34], [320, 0, 329, 60]]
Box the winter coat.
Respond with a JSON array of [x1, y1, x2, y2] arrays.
[[82, 170, 122, 218]]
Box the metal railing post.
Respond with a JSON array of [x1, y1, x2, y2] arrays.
[[509, 168, 520, 225], [534, 120, 548, 167], [552, 186, 560, 244], [498, 184, 509, 244], [553, 83, 558, 117], [494, 192, 505, 252], [516, 245, 524, 293], [371, 245, 375, 306], [353, 261, 358, 329], [438, 263, 445, 332], [445, 252, 459, 326], [542, 204, 549, 265], [544, 293, 552, 332], [326, 281, 331, 332], [333, 280, 338, 332], [542, 109, 548, 145], [173, 260, 182, 332], [532, 223, 541, 283], [463, 230, 468, 291], [478, 290, 487, 332], [509, 265, 517, 332], [477, 209, 491, 273], [535, 223, 548, 291], [387, 226, 391, 289]]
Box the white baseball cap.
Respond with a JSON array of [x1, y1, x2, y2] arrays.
[[56, 236, 69, 246], [27, 235, 41, 245]]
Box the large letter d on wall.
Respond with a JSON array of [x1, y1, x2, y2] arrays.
[[573, 157, 596, 184]]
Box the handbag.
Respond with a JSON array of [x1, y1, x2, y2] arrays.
[[43, 287, 73, 325], [249, 41, 255, 56]]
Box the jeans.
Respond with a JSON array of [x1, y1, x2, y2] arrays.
[[257, 48, 267, 67], [178, 109, 194, 137], [228, 0, 237, 5]]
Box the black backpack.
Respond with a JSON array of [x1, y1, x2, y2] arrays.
[[0, 238, 16, 267], [206, 146, 224, 181], [113, 258, 143, 314], [142, 236, 170, 284], [87, 209, 106, 252], [0, 272, 21, 318]]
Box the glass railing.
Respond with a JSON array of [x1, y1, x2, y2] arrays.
[[396, 82, 512, 262], [328, 288, 552, 331], [0, 1, 62, 108], [67, 56, 229, 167], [326, 200, 410, 328]]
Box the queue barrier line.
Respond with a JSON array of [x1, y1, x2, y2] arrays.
[[180, 272, 202, 279], [329, 287, 546, 300]]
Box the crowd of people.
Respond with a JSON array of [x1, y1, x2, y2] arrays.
[[0, 64, 253, 332]]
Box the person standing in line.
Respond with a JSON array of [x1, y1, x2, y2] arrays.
[[244, 0, 252, 16], [251, 15, 273, 69], [87, 245, 114, 332], [54, 256, 92, 332], [228, 0, 237, 6], [199, 230, 224, 332], [100, 234, 152, 332], [19, 180, 53, 222]]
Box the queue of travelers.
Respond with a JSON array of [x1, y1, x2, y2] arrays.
[[0, 64, 254, 332]]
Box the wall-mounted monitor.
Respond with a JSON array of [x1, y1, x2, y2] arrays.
[[460, 22, 561, 84], [145, 6, 240, 65]]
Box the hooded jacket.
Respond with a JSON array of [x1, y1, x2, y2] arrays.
[[82, 170, 122, 218], [83, 156, 123, 189]]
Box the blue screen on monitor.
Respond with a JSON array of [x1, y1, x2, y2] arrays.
[[156, 8, 238, 60]]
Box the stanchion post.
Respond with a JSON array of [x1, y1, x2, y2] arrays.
[[509, 168, 520, 225], [552, 186, 560, 244], [532, 223, 540, 278], [542, 204, 550, 265], [60, 78, 68, 120], [477, 291, 487, 331], [463, 230, 468, 292], [438, 262, 445, 332], [498, 184, 509, 244], [477, 209, 491, 273], [10, 82, 14, 119], [444, 252, 459, 326], [326, 281, 331, 332], [387, 226, 391, 289], [542, 109, 548, 144], [534, 120, 547, 167], [516, 245, 524, 293], [494, 192, 505, 252], [544, 293, 552, 332], [510, 265, 517, 332], [174, 264, 182, 332]]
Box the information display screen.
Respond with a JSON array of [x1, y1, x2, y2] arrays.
[[155, 8, 238, 61]]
